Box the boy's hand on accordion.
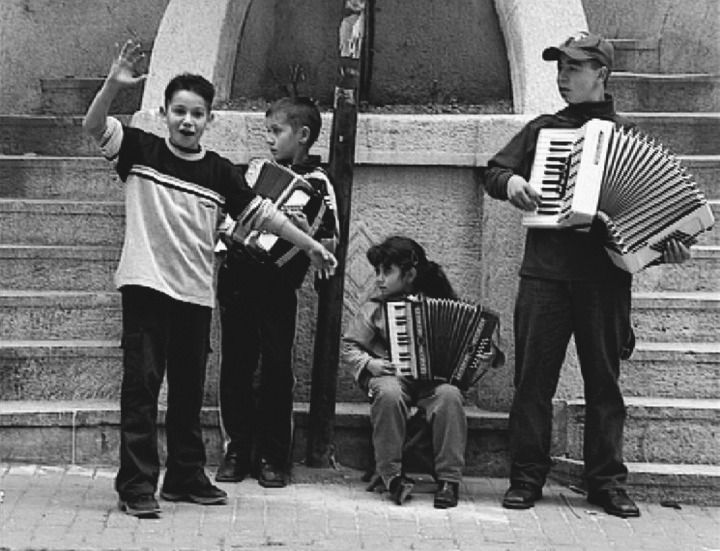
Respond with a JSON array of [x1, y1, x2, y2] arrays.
[[507, 175, 541, 211], [662, 238, 692, 264], [366, 358, 397, 377]]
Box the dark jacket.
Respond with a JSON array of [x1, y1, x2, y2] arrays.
[[483, 95, 633, 284]]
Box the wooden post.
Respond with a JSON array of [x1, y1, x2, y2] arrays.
[[306, 0, 367, 467]]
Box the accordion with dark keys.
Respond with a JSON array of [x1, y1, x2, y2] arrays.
[[384, 296, 500, 390], [235, 159, 327, 267], [523, 118, 715, 272]]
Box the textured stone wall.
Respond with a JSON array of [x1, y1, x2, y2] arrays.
[[0, 0, 168, 114]]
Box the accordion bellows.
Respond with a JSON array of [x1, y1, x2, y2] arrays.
[[384, 296, 500, 390], [523, 119, 715, 273]]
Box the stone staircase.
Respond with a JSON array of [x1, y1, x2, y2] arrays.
[[549, 41, 720, 505]]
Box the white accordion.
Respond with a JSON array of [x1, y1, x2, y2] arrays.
[[522, 118, 715, 273]]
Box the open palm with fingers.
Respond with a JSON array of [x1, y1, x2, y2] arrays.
[[108, 39, 147, 87]]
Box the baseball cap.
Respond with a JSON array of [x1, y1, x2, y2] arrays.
[[542, 32, 614, 70]]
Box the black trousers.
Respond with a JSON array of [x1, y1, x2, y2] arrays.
[[115, 286, 211, 499], [217, 265, 298, 470], [509, 276, 631, 493]]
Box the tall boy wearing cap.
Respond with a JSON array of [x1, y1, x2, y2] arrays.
[[481, 32, 689, 518]]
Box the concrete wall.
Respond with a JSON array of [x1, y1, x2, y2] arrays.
[[582, 0, 720, 74], [0, 0, 168, 114], [231, 0, 511, 106]]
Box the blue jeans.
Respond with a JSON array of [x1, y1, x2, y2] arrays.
[[509, 276, 631, 493]]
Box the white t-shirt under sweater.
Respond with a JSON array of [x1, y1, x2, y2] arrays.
[[99, 117, 278, 307]]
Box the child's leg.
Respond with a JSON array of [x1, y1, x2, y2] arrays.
[[417, 383, 466, 483], [115, 286, 168, 499], [162, 297, 212, 489], [256, 284, 298, 472], [368, 376, 412, 488], [218, 272, 261, 466]]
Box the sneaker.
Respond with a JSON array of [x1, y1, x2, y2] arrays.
[[118, 494, 161, 518], [215, 451, 251, 483], [258, 458, 288, 488], [160, 476, 228, 505]]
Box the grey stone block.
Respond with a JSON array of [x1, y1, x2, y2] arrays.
[[632, 292, 720, 343]]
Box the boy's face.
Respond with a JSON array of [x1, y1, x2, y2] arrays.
[[265, 112, 308, 164], [556, 55, 606, 104], [162, 89, 213, 151]]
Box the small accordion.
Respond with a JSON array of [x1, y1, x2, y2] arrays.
[[234, 159, 326, 267], [523, 118, 715, 272], [384, 296, 500, 390]]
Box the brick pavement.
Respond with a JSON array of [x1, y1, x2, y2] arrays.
[[0, 463, 718, 551]]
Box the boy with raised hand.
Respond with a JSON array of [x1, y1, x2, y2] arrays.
[[82, 40, 336, 518], [214, 97, 340, 489], [481, 32, 689, 519]]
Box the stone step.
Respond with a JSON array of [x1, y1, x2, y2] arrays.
[[0, 156, 122, 201], [0, 115, 129, 156], [621, 342, 720, 400], [0, 400, 510, 477], [0, 340, 121, 401], [558, 397, 720, 466], [0, 290, 121, 341], [610, 73, 720, 112], [40, 77, 143, 115], [632, 291, 720, 343], [0, 245, 119, 291], [679, 155, 720, 199], [607, 38, 661, 74], [624, 113, 720, 156], [551, 457, 720, 506], [632, 246, 720, 292], [0, 199, 124, 246]]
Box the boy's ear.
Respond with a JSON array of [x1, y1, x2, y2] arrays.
[[298, 125, 311, 145]]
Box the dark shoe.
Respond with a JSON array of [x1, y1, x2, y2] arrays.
[[160, 476, 228, 505], [502, 482, 542, 509], [587, 488, 640, 518], [388, 475, 414, 505], [434, 480, 459, 509], [118, 494, 161, 518], [215, 452, 250, 483], [258, 458, 288, 488]]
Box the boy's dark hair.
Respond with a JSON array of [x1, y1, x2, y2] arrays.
[[367, 235, 457, 300], [164, 73, 215, 110], [266, 96, 322, 147]]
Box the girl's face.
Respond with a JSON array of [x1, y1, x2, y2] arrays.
[[375, 264, 415, 298]]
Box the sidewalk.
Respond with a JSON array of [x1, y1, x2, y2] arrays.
[[1, 462, 718, 551]]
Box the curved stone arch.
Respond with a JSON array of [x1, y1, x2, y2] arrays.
[[493, 0, 589, 113], [142, 0, 588, 115], [140, 0, 253, 111]]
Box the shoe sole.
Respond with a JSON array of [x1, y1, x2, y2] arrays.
[[258, 478, 287, 489], [502, 495, 542, 509], [434, 500, 458, 509], [159, 491, 227, 505], [215, 474, 247, 483], [118, 500, 161, 518]]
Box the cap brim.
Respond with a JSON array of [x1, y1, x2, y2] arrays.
[[542, 46, 596, 62]]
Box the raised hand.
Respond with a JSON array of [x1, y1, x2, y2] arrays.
[[108, 39, 147, 87]]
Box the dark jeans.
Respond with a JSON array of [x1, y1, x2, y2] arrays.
[[115, 286, 211, 499], [509, 276, 631, 493], [217, 265, 298, 470]]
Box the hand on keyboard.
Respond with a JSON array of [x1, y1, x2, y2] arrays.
[[507, 175, 542, 211]]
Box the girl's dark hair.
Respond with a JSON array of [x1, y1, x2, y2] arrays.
[[266, 96, 322, 147], [164, 73, 215, 110], [366, 235, 457, 300]]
